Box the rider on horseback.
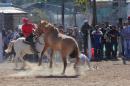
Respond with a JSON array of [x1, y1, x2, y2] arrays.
[[21, 17, 39, 53]]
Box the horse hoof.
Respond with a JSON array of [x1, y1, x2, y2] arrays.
[[61, 72, 65, 75], [75, 73, 80, 76], [20, 68, 25, 70], [38, 63, 41, 66], [13, 68, 18, 70]]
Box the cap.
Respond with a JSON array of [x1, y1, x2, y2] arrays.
[[22, 17, 29, 23]]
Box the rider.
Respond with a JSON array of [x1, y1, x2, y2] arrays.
[[21, 17, 39, 53]]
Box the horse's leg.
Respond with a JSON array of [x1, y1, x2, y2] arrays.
[[74, 56, 80, 75], [74, 56, 80, 68], [14, 53, 19, 69], [61, 53, 67, 75], [86, 57, 91, 69], [39, 45, 48, 66], [9, 54, 13, 62], [11, 54, 15, 62], [19, 54, 26, 69], [49, 49, 54, 68]]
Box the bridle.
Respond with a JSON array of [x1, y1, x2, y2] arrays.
[[33, 20, 48, 41]]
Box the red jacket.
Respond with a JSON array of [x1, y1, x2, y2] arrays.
[[22, 23, 35, 37]]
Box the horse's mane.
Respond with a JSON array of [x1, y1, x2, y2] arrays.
[[41, 20, 59, 34]]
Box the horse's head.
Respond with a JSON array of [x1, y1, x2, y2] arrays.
[[34, 20, 59, 38], [34, 20, 48, 37]]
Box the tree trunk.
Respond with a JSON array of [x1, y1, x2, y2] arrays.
[[61, 0, 65, 29], [92, 0, 97, 27]]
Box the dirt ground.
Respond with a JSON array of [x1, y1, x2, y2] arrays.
[[0, 58, 130, 86]]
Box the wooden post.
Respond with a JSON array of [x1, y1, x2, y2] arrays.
[[61, 0, 65, 29], [0, 13, 4, 62]]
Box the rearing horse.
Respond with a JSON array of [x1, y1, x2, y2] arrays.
[[35, 20, 80, 74]]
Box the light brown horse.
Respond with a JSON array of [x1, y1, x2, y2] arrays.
[[35, 20, 80, 74]]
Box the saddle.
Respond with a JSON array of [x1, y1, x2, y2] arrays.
[[23, 40, 32, 45], [23, 40, 39, 53]]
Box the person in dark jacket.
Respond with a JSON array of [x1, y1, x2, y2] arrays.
[[81, 20, 91, 55], [108, 25, 120, 59]]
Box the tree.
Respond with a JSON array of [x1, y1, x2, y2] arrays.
[[28, 8, 48, 23], [61, 0, 65, 28], [75, 0, 97, 26], [92, 0, 97, 27]]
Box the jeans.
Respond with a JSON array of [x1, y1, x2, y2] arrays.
[[123, 39, 130, 59], [111, 42, 118, 58]]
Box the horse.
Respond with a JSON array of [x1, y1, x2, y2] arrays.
[[5, 34, 50, 69], [34, 20, 80, 75]]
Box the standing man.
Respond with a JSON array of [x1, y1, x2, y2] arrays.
[[121, 18, 130, 59], [108, 26, 120, 60], [81, 20, 91, 55], [21, 17, 38, 53], [92, 25, 103, 61], [104, 25, 112, 60]]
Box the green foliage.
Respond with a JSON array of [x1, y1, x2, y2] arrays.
[[12, 0, 88, 6], [10, 0, 90, 24], [75, 0, 89, 13], [75, 0, 87, 4]]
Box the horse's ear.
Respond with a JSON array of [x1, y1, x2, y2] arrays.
[[41, 20, 44, 24], [41, 20, 48, 24]]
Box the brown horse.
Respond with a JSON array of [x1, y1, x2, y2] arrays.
[[35, 20, 80, 74]]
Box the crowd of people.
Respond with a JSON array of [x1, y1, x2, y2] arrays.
[[2, 29, 20, 57], [2, 17, 130, 62], [81, 21, 120, 61], [80, 17, 130, 61]]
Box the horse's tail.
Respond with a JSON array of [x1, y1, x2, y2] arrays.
[[5, 41, 14, 54], [69, 44, 80, 59]]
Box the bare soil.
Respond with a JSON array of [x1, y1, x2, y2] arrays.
[[0, 59, 130, 86]]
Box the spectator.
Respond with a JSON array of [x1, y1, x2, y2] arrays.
[[100, 23, 108, 60], [73, 27, 83, 51], [11, 29, 20, 40], [81, 20, 91, 55], [58, 25, 64, 34], [92, 25, 103, 61], [104, 25, 112, 60], [108, 25, 120, 60], [120, 22, 128, 56], [121, 21, 130, 59], [3, 31, 10, 56]]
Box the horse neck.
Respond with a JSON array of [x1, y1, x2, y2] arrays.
[[48, 27, 59, 34]]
